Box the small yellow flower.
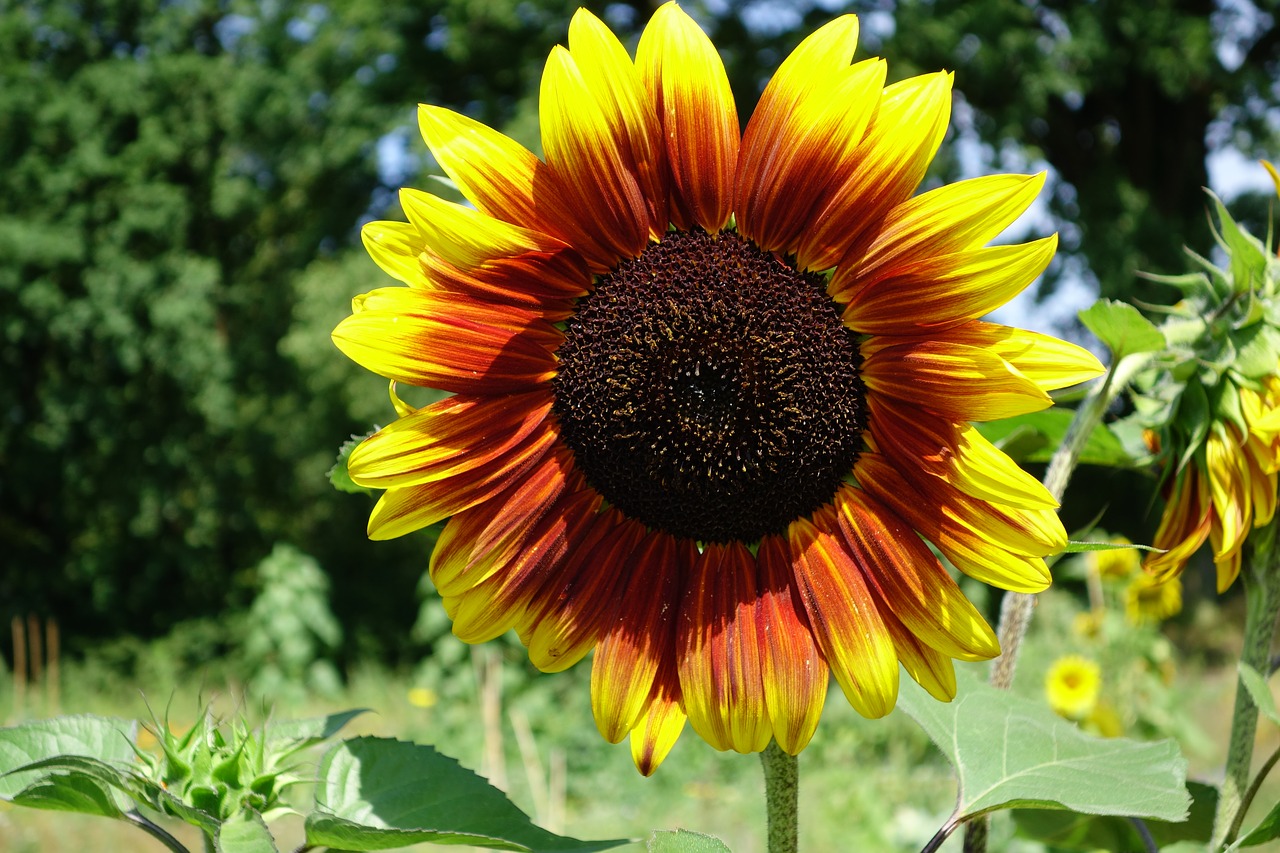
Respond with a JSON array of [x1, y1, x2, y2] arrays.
[[1125, 573, 1182, 626], [1085, 699, 1124, 738], [407, 687, 438, 709], [1091, 536, 1139, 579], [1045, 655, 1101, 720], [1072, 610, 1104, 639]]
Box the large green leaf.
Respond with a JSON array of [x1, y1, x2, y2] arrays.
[[896, 672, 1190, 821], [0, 715, 139, 818], [306, 737, 628, 852], [647, 829, 732, 852], [264, 708, 368, 756], [975, 409, 1135, 467], [1013, 781, 1217, 849], [1079, 299, 1166, 359], [216, 808, 280, 853]]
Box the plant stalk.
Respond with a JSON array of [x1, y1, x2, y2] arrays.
[[124, 810, 190, 853], [1213, 517, 1280, 849], [760, 740, 799, 853]]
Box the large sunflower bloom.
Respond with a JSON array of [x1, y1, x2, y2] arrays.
[[1144, 374, 1280, 591], [333, 4, 1104, 774]]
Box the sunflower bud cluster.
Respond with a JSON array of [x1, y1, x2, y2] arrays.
[[1136, 171, 1280, 592]]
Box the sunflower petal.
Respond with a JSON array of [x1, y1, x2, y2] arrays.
[[885, 615, 957, 702], [333, 287, 559, 394], [524, 514, 646, 672], [789, 517, 898, 718], [798, 71, 952, 271], [1144, 465, 1211, 582], [937, 321, 1106, 391], [365, 423, 559, 541], [677, 542, 773, 754], [417, 104, 618, 272], [362, 220, 427, 286], [737, 57, 885, 253], [443, 487, 601, 643], [756, 535, 828, 754], [833, 172, 1046, 296], [591, 532, 690, 743], [842, 237, 1057, 334], [568, 8, 668, 237], [348, 390, 553, 489], [832, 485, 999, 661], [869, 396, 1057, 510], [636, 1, 738, 232], [540, 46, 651, 263], [629, 663, 687, 776], [856, 453, 1053, 592], [861, 339, 1052, 422]]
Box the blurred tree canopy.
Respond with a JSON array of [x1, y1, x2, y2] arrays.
[[2, 0, 1278, 655]]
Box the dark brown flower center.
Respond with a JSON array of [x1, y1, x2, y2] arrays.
[[551, 229, 866, 544]]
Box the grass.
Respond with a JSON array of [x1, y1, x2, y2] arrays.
[[0, 583, 1258, 852]]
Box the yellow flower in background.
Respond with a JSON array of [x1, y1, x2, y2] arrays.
[[1045, 656, 1102, 720], [1092, 535, 1139, 579], [1125, 573, 1183, 626], [333, 2, 1102, 774], [407, 687, 438, 709], [1144, 374, 1280, 591]]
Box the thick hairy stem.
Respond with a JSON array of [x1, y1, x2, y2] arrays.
[[1213, 519, 1280, 849], [760, 740, 799, 853]]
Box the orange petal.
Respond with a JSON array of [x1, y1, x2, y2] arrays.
[[416, 104, 618, 272], [756, 535, 828, 755], [832, 485, 999, 661], [868, 395, 1057, 510], [523, 514, 647, 672], [629, 660, 687, 776], [737, 57, 885, 253], [444, 485, 601, 643], [365, 422, 559, 541], [567, 8, 669, 238], [842, 237, 1057, 334], [348, 390, 553, 489], [636, 1, 738, 232], [1144, 465, 1211, 582], [861, 339, 1052, 422], [590, 532, 692, 743], [788, 517, 899, 718], [677, 542, 773, 753], [428, 445, 573, 599], [540, 46, 651, 264], [798, 71, 952, 271], [332, 287, 559, 394], [832, 172, 1046, 297], [934, 321, 1106, 392], [856, 453, 1053, 593]]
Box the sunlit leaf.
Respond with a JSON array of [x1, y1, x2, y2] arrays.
[[306, 737, 628, 852], [216, 808, 280, 853], [896, 671, 1190, 821], [1014, 781, 1217, 849], [976, 409, 1135, 468], [647, 829, 733, 852], [1079, 299, 1166, 359]]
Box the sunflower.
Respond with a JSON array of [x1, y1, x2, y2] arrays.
[[1124, 572, 1182, 626], [1143, 374, 1280, 592], [333, 3, 1103, 774], [1044, 655, 1102, 721]]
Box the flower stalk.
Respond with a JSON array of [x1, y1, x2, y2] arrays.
[[760, 740, 799, 853], [1214, 516, 1280, 849]]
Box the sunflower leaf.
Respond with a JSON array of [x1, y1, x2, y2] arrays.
[[1239, 796, 1280, 847], [0, 715, 140, 819], [896, 671, 1190, 822], [1079, 299, 1166, 359], [647, 829, 733, 852], [1013, 781, 1218, 849], [306, 736, 628, 852], [1062, 540, 1164, 554], [1238, 663, 1280, 727]]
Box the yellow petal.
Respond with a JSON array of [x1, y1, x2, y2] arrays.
[[361, 220, 426, 286], [938, 321, 1106, 391]]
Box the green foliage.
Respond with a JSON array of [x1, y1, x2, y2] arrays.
[[1078, 299, 1166, 361], [241, 543, 342, 701], [1013, 781, 1218, 850], [0, 709, 622, 853], [646, 830, 732, 852], [896, 671, 1191, 824], [975, 409, 1137, 468]]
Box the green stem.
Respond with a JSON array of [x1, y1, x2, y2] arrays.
[[1213, 518, 1280, 850], [124, 810, 190, 853], [760, 740, 799, 853]]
